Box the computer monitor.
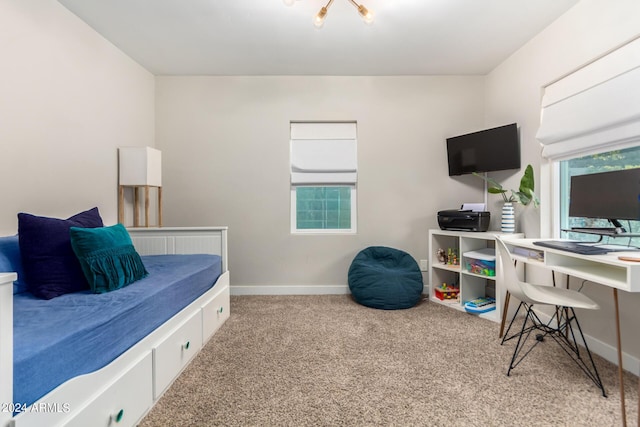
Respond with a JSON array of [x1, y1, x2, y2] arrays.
[[569, 168, 640, 230]]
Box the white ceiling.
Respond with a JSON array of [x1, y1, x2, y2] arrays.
[[57, 0, 579, 76]]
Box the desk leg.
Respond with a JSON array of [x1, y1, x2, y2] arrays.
[[613, 288, 627, 427], [500, 257, 518, 339], [499, 291, 510, 339]]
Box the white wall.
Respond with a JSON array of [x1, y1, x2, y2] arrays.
[[0, 0, 155, 234], [155, 76, 486, 291], [485, 0, 640, 367]]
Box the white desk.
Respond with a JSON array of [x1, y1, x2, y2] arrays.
[[501, 237, 640, 427]]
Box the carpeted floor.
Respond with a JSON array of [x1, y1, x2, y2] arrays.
[[140, 295, 638, 426]]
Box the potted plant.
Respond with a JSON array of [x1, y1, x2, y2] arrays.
[[473, 164, 539, 232]]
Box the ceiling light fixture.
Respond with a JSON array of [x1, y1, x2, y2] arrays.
[[284, 0, 375, 28]]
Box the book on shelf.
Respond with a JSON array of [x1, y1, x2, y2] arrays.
[[513, 247, 544, 261]]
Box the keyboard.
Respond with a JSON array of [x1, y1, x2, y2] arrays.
[[533, 240, 610, 255]]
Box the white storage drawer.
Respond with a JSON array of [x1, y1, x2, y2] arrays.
[[64, 352, 153, 427], [153, 310, 203, 398], [202, 285, 230, 342]]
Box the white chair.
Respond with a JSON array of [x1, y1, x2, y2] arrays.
[[495, 236, 606, 396]]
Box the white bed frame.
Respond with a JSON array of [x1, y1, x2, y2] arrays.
[[0, 227, 230, 427]]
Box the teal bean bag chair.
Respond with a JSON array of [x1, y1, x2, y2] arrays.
[[348, 246, 423, 310]]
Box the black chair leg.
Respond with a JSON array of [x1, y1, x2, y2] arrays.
[[506, 304, 607, 397], [501, 301, 524, 345], [501, 302, 539, 345], [507, 305, 545, 376], [547, 307, 607, 397]]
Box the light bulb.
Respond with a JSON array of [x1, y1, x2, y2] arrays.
[[314, 7, 327, 28], [283, 0, 296, 6], [358, 5, 374, 24]]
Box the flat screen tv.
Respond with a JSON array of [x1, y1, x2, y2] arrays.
[[569, 168, 640, 230], [446, 123, 520, 176]]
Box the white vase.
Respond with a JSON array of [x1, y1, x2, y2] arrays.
[[501, 202, 515, 233]]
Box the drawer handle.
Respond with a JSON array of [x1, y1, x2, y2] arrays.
[[217, 306, 224, 314], [115, 409, 124, 423], [182, 341, 190, 350]]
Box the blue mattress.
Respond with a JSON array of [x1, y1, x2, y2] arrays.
[[13, 254, 222, 408]]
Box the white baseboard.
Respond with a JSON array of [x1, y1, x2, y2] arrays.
[[584, 332, 640, 376], [534, 310, 640, 376], [230, 284, 350, 296], [231, 284, 431, 296]]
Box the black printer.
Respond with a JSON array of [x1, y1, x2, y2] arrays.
[[437, 209, 490, 232]]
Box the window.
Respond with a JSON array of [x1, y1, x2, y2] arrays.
[[293, 186, 354, 230], [559, 145, 640, 245], [536, 39, 640, 242], [290, 122, 357, 234]]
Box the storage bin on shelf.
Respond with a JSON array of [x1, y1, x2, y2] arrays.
[[463, 248, 496, 277], [434, 283, 460, 300], [464, 297, 496, 314]]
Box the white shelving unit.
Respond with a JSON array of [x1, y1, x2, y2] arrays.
[[428, 229, 524, 322]]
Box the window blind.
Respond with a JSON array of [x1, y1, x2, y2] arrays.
[[290, 122, 357, 184], [536, 37, 640, 161]]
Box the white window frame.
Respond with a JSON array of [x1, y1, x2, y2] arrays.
[[289, 122, 358, 234]]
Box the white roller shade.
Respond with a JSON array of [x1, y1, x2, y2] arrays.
[[536, 37, 640, 161], [291, 122, 357, 140], [290, 122, 357, 184]]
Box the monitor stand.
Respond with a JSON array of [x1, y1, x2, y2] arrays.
[[569, 227, 625, 236], [562, 226, 640, 249]]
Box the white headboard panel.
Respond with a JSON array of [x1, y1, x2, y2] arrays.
[[128, 227, 228, 272]]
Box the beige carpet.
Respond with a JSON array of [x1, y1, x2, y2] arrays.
[[140, 295, 638, 426]]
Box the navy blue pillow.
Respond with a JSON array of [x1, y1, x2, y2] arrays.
[[18, 207, 104, 299]]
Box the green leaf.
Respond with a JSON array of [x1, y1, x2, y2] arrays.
[[519, 164, 535, 195], [513, 191, 530, 205], [488, 187, 507, 195], [474, 165, 540, 206]]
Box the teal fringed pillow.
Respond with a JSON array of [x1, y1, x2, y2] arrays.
[[69, 224, 148, 294]]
